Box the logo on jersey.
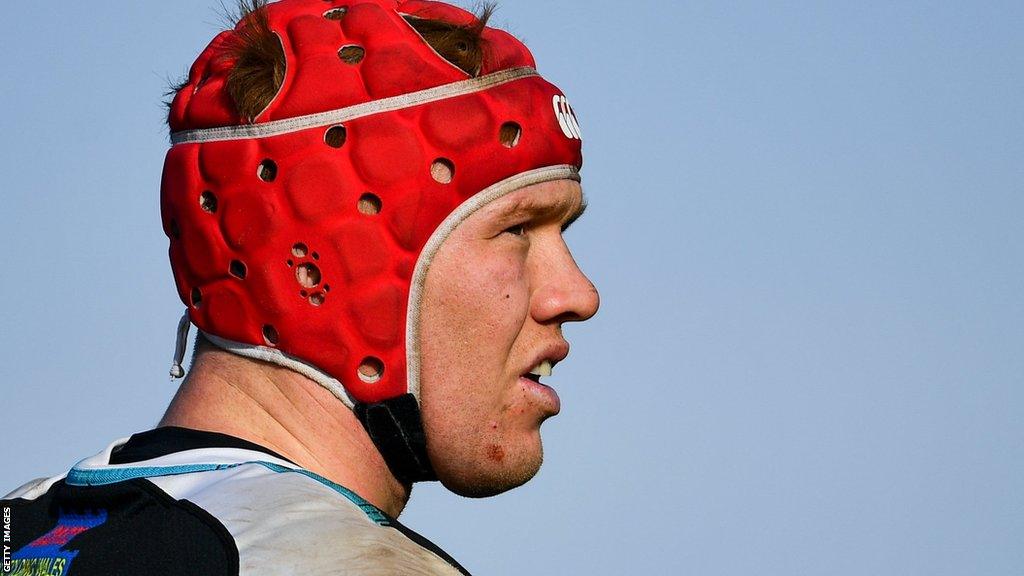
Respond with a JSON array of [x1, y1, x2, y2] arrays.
[[8, 510, 107, 576], [552, 95, 582, 140]]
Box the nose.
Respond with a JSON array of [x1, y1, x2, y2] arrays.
[[530, 239, 600, 325]]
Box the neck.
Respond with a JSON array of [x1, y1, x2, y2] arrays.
[[158, 346, 411, 517]]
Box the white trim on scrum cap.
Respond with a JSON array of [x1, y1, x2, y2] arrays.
[[201, 331, 358, 409], [170, 67, 538, 144], [168, 310, 357, 408], [173, 165, 580, 410]]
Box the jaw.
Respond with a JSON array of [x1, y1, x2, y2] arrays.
[[425, 406, 548, 497], [436, 439, 545, 498]]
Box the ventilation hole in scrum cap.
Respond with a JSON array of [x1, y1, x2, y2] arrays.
[[499, 122, 522, 148], [309, 293, 325, 306], [286, 259, 294, 267], [324, 125, 347, 148], [324, 284, 331, 292], [257, 159, 277, 182], [431, 158, 454, 184], [199, 190, 218, 213], [358, 193, 381, 215], [358, 357, 384, 384], [230, 260, 248, 279], [190, 287, 202, 308], [263, 324, 279, 346], [312, 252, 320, 260], [291, 243, 308, 258], [338, 45, 365, 64], [323, 7, 347, 20], [295, 263, 321, 288]]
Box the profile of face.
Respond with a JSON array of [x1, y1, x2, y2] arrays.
[[418, 178, 600, 497]]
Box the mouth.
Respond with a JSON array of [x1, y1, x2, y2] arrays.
[[520, 359, 560, 415]]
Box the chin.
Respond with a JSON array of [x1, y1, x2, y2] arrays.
[[437, 446, 545, 498]]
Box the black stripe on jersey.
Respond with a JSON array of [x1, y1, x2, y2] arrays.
[[385, 516, 473, 576], [109, 426, 294, 465]]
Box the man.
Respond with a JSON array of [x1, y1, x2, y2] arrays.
[[1, 0, 598, 573]]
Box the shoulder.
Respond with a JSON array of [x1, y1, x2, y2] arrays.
[[3, 474, 65, 500], [4, 445, 470, 575], [152, 461, 468, 576]]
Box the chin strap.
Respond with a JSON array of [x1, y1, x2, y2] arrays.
[[169, 311, 191, 379], [354, 394, 437, 484]]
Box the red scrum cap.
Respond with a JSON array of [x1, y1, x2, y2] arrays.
[[161, 0, 583, 481]]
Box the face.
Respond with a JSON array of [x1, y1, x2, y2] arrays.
[[418, 178, 600, 497]]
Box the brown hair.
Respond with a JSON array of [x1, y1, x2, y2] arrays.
[[402, 3, 495, 77], [225, 0, 286, 122], [167, 1, 498, 125]]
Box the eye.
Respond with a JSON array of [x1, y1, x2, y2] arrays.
[[503, 223, 526, 236]]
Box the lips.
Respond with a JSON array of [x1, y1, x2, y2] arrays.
[[521, 341, 569, 380], [519, 375, 561, 415], [518, 341, 569, 415]]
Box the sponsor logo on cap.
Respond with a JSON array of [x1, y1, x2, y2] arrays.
[[552, 95, 581, 140]]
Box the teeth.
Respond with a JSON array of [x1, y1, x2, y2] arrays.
[[529, 360, 553, 377]]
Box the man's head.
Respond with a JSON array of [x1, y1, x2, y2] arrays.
[[161, 0, 596, 491]]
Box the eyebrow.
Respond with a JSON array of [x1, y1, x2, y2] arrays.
[[494, 192, 589, 231], [561, 195, 588, 232]]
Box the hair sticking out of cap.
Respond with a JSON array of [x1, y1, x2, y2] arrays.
[[167, 1, 499, 126], [403, 3, 496, 77], [225, 0, 286, 122]]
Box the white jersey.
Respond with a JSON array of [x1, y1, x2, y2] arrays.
[[2, 427, 470, 575]]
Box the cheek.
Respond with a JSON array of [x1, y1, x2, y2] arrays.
[[479, 254, 529, 305], [419, 249, 529, 397], [446, 253, 529, 334], [420, 259, 529, 434]]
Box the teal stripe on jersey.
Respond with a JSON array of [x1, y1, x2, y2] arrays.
[[66, 461, 389, 525]]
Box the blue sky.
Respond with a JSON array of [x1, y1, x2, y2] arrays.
[[1, 1, 1022, 574]]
